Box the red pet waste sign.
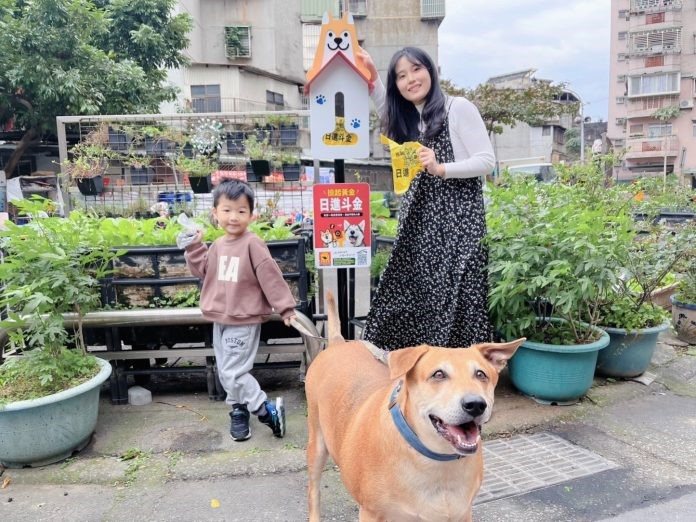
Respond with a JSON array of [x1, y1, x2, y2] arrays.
[[313, 183, 371, 269]]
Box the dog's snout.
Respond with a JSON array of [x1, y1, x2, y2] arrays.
[[462, 395, 487, 417], [334, 37, 343, 45]]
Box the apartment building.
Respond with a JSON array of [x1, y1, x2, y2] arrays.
[[608, 0, 696, 186], [487, 70, 580, 166]]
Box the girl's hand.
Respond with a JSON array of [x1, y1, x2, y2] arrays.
[[284, 314, 297, 327], [357, 49, 378, 82], [418, 146, 444, 178]]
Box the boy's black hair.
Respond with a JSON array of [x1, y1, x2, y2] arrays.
[[212, 180, 255, 212]]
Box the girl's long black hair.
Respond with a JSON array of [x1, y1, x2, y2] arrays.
[[383, 47, 447, 143]]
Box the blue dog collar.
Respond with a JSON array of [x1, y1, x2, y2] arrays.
[[388, 381, 462, 462]]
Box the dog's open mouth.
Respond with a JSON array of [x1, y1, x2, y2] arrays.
[[430, 415, 480, 454]]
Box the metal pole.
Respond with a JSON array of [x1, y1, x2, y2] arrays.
[[580, 102, 585, 164], [334, 159, 350, 339]]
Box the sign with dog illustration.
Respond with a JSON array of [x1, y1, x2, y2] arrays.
[[313, 182, 371, 269], [304, 12, 371, 160]]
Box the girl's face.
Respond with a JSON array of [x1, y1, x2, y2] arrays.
[[394, 56, 432, 105], [212, 195, 252, 239]]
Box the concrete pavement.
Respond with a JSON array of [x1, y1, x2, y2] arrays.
[[1, 332, 695, 521]]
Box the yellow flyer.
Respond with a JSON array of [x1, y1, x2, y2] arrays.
[[380, 134, 423, 195]]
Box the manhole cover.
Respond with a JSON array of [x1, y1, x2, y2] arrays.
[[476, 433, 618, 504]]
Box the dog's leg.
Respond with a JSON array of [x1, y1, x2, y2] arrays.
[[307, 406, 329, 522]]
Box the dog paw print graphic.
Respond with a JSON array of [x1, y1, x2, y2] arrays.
[[350, 118, 361, 129], [315, 94, 326, 105]]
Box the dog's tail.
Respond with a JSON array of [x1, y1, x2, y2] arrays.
[[325, 291, 345, 345]]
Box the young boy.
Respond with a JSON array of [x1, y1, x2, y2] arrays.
[[179, 180, 296, 441]]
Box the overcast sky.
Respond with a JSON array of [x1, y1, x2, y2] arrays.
[[438, 0, 611, 122]]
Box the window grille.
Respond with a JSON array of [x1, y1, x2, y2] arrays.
[[617, 75, 627, 83], [618, 9, 630, 20], [225, 26, 252, 59], [302, 0, 340, 22], [420, 0, 445, 19], [631, 0, 682, 14], [630, 28, 681, 55], [618, 31, 628, 40], [344, 0, 367, 17], [302, 23, 321, 71]]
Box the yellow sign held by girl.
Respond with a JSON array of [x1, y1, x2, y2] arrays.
[[380, 134, 423, 195]]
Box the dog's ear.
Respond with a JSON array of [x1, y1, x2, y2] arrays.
[[388, 345, 429, 379], [475, 338, 526, 372], [358, 220, 365, 231]]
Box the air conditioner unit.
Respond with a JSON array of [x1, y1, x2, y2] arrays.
[[679, 99, 694, 109]]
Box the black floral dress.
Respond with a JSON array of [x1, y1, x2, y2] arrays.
[[363, 109, 492, 351]]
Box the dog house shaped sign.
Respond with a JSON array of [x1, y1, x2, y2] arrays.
[[304, 12, 371, 160]]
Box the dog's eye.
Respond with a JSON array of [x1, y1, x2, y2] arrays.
[[475, 369, 488, 381], [431, 369, 447, 380], [328, 31, 334, 38]]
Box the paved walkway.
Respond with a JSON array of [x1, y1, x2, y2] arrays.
[[2, 333, 695, 521]]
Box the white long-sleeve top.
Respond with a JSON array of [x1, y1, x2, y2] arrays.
[[372, 78, 495, 179]]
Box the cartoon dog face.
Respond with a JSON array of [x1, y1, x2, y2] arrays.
[[306, 11, 370, 84], [320, 229, 337, 248], [344, 220, 365, 247]]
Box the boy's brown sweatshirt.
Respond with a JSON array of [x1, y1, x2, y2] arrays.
[[184, 231, 297, 325]]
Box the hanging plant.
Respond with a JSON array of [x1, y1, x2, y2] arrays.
[[189, 118, 225, 156]]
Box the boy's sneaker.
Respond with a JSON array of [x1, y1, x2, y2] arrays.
[[230, 404, 251, 441], [258, 397, 285, 438]]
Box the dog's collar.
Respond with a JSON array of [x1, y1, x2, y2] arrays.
[[388, 381, 463, 462]]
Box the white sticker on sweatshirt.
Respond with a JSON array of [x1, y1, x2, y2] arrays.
[[218, 256, 240, 282]]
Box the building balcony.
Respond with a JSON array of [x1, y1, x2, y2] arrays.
[[627, 54, 680, 74], [630, 0, 683, 14], [625, 95, 679, 118], [624, 135, 679, 159]]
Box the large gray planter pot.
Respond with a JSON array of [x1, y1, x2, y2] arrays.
[[0, 357, 112, 468]]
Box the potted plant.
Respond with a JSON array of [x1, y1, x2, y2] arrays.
[[486, 170, 628, 403], [243, 134, 272, 181], [595, 225, 689, 378], [0, 197, 117, 467], [280, 151, 301, 181], [267, 114, 298, 146], [141, 126, 179, 156], [124, 154, 155, 185], [669, 225, 696, 344], [176, 155, 218, 194], [61, 141, 112, 196]]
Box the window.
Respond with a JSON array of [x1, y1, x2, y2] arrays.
[[616, 117, 627, 126], [628, 72, 680, 96], [617, 74, 627, 83], [618, 31, 628, 40], [692, 123, 696, 137], [648, 123, 672, 137], [618, 9, 630, 19], [630, 123, 644, 135], [542, 126, 550, 136], [266, 90, 284, 110], [553, 127, 564, 145], [617, 96, 626, 104], [225, 26, 251, 59], [618, 53, 629, 61], [646, 12, 664, 24], [191, 85, 221, 113], [645, 55, 664, 67]]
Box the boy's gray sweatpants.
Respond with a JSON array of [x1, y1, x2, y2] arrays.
[[213, 322, 267, 413]]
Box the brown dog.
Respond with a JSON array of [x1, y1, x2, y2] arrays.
[[305, 293, 525, 521]]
